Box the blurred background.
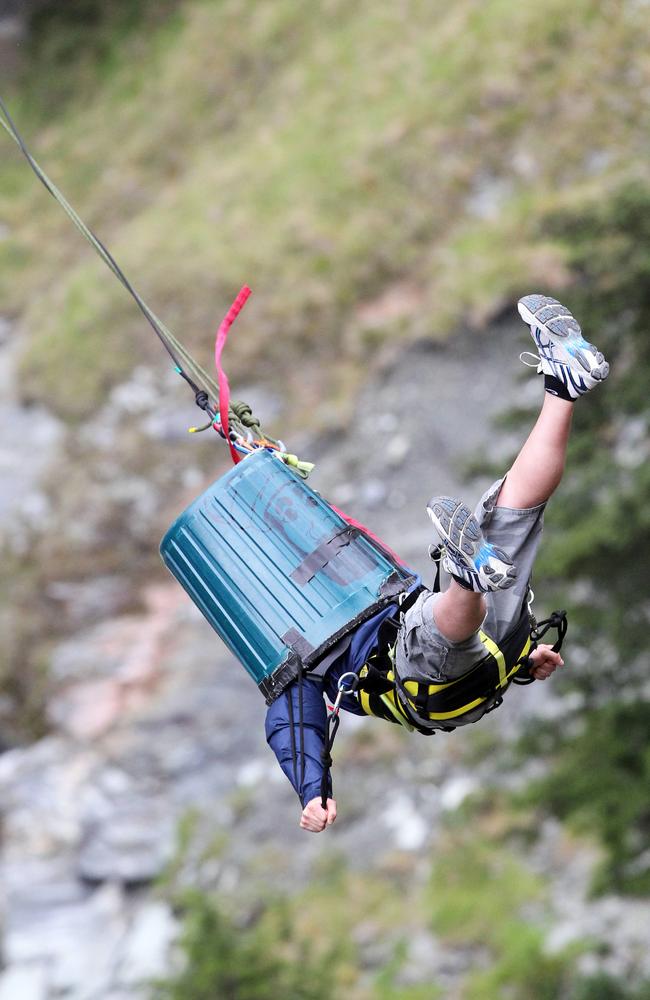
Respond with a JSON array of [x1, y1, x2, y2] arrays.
[[1, 1, 649, 998]]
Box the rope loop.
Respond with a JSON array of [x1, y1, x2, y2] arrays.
[[231, 399, 258, 428]]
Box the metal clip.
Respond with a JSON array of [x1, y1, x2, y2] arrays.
[[330, 671, 359, 716]]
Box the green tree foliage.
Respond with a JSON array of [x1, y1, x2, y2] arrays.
[[538, 181, 650, 687], [151, 891, 333, 1000], [526, 702, 650, 894], [570, 973, 650, 1000], [524, 182, 650, 892]]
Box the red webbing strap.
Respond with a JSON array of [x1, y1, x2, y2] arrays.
[[214, 285, 252, 464], [329, 504, 407, 567]]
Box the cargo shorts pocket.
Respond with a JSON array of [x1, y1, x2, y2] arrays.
[[395, 613, 450, 683]]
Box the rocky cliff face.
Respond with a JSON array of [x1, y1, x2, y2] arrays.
[[2, 312, 649, 999]]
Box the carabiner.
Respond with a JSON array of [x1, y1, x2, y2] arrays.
[[330, 672, 359, 717]]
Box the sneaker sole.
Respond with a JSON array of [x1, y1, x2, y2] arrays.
[[426, 497, 517, 590], [518, 294, 609, 382]]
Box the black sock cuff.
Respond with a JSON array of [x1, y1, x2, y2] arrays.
[[544, 374, 575, 402], [451, 573, 475, 592]]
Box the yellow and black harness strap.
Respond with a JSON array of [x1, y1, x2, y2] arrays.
[[399, 630, 532, 722], [357, 665, 416, 731], [356, 607, 534, 730], [355, 601, 568, 730]]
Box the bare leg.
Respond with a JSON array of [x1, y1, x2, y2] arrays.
[[432, 394, 574, 643], [496, 394, 573, 509], [433, 581, 486, 642]]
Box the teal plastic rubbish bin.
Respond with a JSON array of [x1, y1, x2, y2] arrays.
[[160, 448, 415, 703]]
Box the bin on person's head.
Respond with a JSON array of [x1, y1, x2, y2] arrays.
[[160, 448, 414, 703]]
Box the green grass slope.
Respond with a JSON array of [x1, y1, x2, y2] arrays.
[[1, 0, 649, 420]]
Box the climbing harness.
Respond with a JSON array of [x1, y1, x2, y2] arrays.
[[0, 97, 311, 474], [392, 608, 533, 729], [317, 573, 568, 788], [355, 598, 568, 732]]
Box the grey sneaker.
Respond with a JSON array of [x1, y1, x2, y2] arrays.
[[426, 497, 517, 593], [518, 294, 609, 398]]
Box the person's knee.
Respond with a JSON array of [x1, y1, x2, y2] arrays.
[[431, 586, 486, 643]]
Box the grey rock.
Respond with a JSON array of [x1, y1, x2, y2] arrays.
[[0, 322, 64, 528], [399, 931, 446, 986], [5, 863, 90, 923], [115, 901, 177, 986], [466, 171, 513, 221], [439, 774, 479, 812], [78, 800, 175, 885], [0, 738, 96, 858], [3, 882, 128, 999], [103, 993, 150, 1000], [0, 964, 49, 1000], [46, 576, 135, 627], [382, 792, 429, 851]]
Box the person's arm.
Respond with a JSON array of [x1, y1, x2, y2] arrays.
[[265, 677, 337, 831]]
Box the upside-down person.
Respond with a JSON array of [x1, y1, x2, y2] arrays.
[[265, 295, 609, 833]]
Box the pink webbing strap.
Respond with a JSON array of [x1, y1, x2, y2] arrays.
[[214, 285, 252, 465], [329, 504, 408, 567]]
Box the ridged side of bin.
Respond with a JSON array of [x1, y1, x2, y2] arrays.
[[160, 449, 414, 701]]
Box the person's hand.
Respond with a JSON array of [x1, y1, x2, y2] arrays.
[[300, 797, 337, 833], [528, 643, 564, 680]]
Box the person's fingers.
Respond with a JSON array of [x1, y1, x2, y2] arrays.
[[532, 649, 563, 670], [300, 803, 328, 832], [534, 645, 562, 663], [327, 800, 337, 825]]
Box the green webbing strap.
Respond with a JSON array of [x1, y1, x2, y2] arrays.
[[379, 687, 415, 731]]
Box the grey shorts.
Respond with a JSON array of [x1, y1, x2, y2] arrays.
[[394, 478, 544, 724]]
